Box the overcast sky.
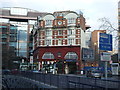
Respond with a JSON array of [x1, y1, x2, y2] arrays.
[[0, 0, 119, 30], [0, 0, 119, 51]]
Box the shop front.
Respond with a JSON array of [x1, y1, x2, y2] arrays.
[[36, 46, 81, 74], [41, 61, 58, 74], [64, 60, 77, 74]]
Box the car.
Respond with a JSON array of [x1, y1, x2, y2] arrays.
[[86, 70, 103, 78]]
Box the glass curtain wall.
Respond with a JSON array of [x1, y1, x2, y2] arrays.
[[10, 21, 28, 58]]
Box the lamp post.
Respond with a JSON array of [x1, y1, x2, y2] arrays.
[[17, 30, 20, 57], [94, 42, 97, 66]]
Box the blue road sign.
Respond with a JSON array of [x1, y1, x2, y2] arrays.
[[99, 33, 112, 51]]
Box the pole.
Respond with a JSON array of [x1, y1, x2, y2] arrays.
[[105, 61, 108, 79], [18, 30, 19, 56]]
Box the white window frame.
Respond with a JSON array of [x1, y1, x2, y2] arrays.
[[45, 20, 52, 26], [45, 39, 51, 45], [58, 30, 63, 35], [68, 29, 75, 35], [46, 30, 52, 36], [65, 52, 78, 59], [68, 38, 75, 45], [42, 52, 54, 59], [68, 18, 76, 24], [58, 39, 62, 45]]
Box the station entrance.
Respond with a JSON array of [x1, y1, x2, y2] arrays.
[[65, 62, 77, 74]]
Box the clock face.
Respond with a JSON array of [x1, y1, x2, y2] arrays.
[[58, 21, 62, 25]]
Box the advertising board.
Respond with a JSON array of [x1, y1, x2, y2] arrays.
[[82, 48, 94, 61]]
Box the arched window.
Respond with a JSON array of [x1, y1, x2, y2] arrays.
[[42, 52, 54, 59], [64, 12, 78, 26], [43, 14, 54, 27], [65, 52, 78, 59], [67, 18, 76, 24]]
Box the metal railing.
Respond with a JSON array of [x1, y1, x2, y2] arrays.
[[20, 71, 120, 89], [2, 77, 9, 90]]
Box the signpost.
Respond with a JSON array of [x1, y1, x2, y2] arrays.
[[22, 59, 24, 63], [30, 56, 33, 64], [100, 52, 111, 78], [99, 33, 112, 79], [30, 56, 33, 70], [100, 52, 111, 61]]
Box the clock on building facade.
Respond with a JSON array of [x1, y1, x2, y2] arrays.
[[58, 21, 62, 25]]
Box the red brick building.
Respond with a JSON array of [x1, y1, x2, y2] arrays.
[[90, 30, 106, 67], [33, 11, 89, 74]]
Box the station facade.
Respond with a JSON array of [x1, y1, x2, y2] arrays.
[[33, 11, 89, 74]]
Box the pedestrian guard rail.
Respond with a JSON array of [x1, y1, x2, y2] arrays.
[[2, 74, 57, 89], [1, 71, 120, 89], [20, 71, 120, 89]]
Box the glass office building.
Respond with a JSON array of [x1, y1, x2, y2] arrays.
[[0, 22, 17, 69], [0, 7, 47, 69], [10, 21, 28, 57]]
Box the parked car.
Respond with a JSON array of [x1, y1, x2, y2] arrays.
[[86, 70, 103, 78]]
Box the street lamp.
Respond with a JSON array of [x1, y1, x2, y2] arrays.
[[94, 43, 97, 66], [94, 42, 98, 66]]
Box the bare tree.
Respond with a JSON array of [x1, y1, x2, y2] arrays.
[[98, 17, 118, 33], [98, 17, 118, 52]]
